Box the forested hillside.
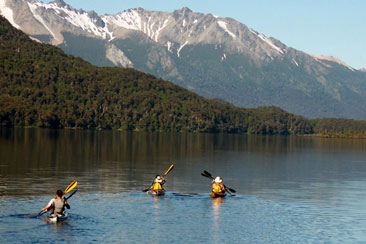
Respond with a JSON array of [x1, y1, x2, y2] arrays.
[[4, 1, 365, 119], [310, 118, 366, 138], [0, 16, 313, 134]]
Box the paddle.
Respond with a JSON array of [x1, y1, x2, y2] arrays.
[[65, 189, 78, 200], [163, 164, 174, 176], [201, 172, 233, 196], [203, 171, 236, 193], [64, 180, 78, 194], [38, 189, 78, 216], [35, 181, 78, 216], [24, 211, 46, 217], [201, 170, 236, 194], [142, 164, 174, 192]]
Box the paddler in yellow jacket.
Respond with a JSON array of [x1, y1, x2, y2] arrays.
[[211, 176, 226, 194], [150, 175, 166, 191]]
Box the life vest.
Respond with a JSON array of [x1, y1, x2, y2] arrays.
[[212, 183, 225, 193], [153, 182, 163, 191], [53, 198, 65, 215]]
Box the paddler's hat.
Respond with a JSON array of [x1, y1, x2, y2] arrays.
[[214, 177, 222, 183], [155, 175, 163, 183]]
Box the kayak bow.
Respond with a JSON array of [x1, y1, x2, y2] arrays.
[[151, 190, 165, 196], [210, 192, 226, 198]]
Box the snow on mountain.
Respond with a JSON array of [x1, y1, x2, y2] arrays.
[[2, 0, 365, 120], [249, 28, 284, 55], [27, 1, 60, 42], [102, 9, 171, 42], [217, 20, 236, 39], [0, 0, 20, 28], [26, 0, 113, 40], [1, 0, 357, 70], [0, 0, 285, 58], [103, 10, 142, 32], [177, 40, 188, 57]]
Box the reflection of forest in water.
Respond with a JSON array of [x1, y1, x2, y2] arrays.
[[1, 128, 366, 196]]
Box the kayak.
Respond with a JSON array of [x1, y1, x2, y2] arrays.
[[151, 190, 165, 196], [210, 192, 226, 198], [47, 212, 68, 223]]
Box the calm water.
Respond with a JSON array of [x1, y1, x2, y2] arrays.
[[1, 128, 366, 243]]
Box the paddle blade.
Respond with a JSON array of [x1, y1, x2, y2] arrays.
[[24, 213, 40, 217], [227, 187, 236, 193], [202, 171, 214, 179], [163, 164, 174, 176], [203, 170, 213, 178], [38, 210, 47, 216], [201, 172, 212, 179], [64, 180, 78, 193]]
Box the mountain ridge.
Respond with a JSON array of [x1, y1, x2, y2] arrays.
[[0, 15, 314, 134], [1, 0, 366, 119]]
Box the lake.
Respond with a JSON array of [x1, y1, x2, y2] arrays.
[[1, 128, 366, 243]]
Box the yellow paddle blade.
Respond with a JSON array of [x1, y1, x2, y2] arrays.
[[64, 180, 78, 193], [163, 164, 174, 176]]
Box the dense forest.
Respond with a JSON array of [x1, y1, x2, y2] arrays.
[[309, 118, 366, 138], [1, 16, 365, 136], [0, 16, 313, 134]]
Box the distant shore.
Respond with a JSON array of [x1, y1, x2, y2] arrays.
[[303, 131, 366, 139]]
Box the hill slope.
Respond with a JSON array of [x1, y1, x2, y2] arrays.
[[0, 16, 313, 134], [2, 0, 366, 119]]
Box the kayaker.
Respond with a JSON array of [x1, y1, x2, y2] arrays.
[[150, 175, 165, 191], [42, 190, 70, 215], [211, 176, 226, 194]]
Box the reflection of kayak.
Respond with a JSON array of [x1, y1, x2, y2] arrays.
[[151, 190, 165, 196], [47, 212, 68, 223], [210, 192, 226, 198]]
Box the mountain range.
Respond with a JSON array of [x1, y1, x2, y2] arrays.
[[0, 14, 314, 134], [1, 0, 366, 119]]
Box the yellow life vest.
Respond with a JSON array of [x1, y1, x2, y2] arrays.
[[153, 182, 163, 191], [212, 183, 223, 193]]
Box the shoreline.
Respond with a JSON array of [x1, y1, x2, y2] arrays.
[[302, 132, 366, 139]]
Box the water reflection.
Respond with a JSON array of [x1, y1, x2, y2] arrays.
[[2, 128, 366, 243], [1, 128, 366, 199]]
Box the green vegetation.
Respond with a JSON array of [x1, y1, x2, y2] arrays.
[[2, 16, 366, 137], [0, 16, 313, 134], [309, 118, 366, 138], [305, 132, 366, 139]]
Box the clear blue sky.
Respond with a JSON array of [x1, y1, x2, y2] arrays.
[[44, 0, 366, 69]]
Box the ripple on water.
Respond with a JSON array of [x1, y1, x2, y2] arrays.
[[0, 192, 365, 243]]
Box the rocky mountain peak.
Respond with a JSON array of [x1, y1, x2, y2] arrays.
[[2, 0, 365, 120], [87, 10, 105, 27], [173, 7, 193, 18], [52, 0, 67, 8], [178, 7, 192, 13]]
